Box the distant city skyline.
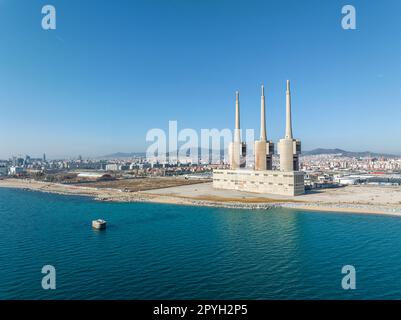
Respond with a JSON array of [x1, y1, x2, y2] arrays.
[[1, 0, 401, 159], [2, 146, 400, 162]]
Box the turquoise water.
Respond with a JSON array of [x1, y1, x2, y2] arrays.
[[1, 188, 401, 300]]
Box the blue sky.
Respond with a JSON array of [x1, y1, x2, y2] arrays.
[[0, 0, 401, 158]]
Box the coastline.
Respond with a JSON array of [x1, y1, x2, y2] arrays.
[[1, 178, 401, 216]]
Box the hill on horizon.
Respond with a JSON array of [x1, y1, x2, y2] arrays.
[[302, 148, 399, 158], [98, 148, 400, 160]]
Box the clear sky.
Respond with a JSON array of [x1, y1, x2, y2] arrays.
[[1, 0, 401, 159]]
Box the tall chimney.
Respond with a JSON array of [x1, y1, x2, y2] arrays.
[[234, 91, 241, 142], [285, 80, 293, 139], [260, 85, 267, 141]]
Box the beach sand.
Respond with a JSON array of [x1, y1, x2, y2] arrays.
[[1, 178, 401, 216]]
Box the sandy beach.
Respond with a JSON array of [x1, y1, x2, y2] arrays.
[[1, 178, 401, 216]]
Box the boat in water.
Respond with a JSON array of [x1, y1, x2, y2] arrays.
[[92, 219, 107, 230]]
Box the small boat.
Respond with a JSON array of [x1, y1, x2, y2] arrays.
[[92, 219, 107, 230]]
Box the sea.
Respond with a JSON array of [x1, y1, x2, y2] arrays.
[[1, 187, 401, 300]]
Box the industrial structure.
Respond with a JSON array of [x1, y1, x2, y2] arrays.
[[213, 80, 305, 196], [277, 80, 301, 172], [254, 85, 274, 171], [228, 91, 246, 169]]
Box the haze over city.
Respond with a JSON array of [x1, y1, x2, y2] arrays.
[[1, 0, 401, 159]]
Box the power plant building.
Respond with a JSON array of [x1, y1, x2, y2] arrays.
[[213, 80, 305, 196]]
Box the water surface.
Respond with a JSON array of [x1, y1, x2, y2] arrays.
[[1, 188, 400, 299]]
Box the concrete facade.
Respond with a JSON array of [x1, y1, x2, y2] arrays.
[[254, 140, 274, 170], [213, 169, 305, 196], [278, 138, 301, 171], [254, 140, 267, 170]]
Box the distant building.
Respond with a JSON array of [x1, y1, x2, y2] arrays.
[[105, 163, 129, 171], [77, 172, 113, 181], [0, 164, 8, 176], [105, 164, 119, 171], [8, 166, 24, 175], [338, 177, 358, 185]]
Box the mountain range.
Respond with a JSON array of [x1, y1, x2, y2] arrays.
[[99, 148, 399, 159], [302, 148, 399, 158]]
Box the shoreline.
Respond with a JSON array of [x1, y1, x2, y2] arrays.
[[1, 178, 401, 217]]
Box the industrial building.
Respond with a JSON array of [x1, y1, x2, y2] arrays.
[[77, 172, 113, 181], [213, 80, 305, 196], [8, 166, 24, 176]]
